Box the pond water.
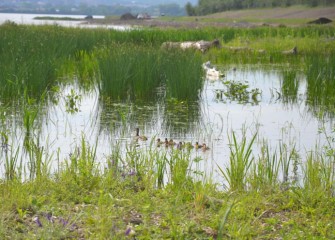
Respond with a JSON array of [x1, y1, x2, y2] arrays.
[[1, 63, 331, 183], [0, 13, 130, 30]]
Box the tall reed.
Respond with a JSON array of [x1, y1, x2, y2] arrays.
[[305, 54, 335, 117], [62, 136, 99, 191], [218, 132, 256, 191], [280, 69, 299, 104], [161, 49, 203, 100], [250, 143, 280, 191]]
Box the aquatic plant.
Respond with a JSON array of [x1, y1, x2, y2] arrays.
[[305, 54, 335, 118], [250, 143, 281, 191], [218, 132, 256, 191], [280, 69, 300, 104], [65, 89, 82, 114], [222, 80, 261, 104]]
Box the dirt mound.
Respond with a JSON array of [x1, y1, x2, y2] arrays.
[[308, 17, 332, 24], [120, 13, 136, 20]]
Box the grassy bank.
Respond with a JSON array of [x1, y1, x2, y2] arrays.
[[1, 133, 335, 239]]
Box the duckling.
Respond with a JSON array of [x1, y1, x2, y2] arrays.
[[202, 143, 210, 151], [176, 142, 183, 150], [135, 127, 147, 141], [195, 142, 203, 150], [168, 139, 176, 146], [156, 138, 163, 147], [164, 138, 169, 147]]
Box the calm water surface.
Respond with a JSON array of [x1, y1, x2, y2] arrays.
[[0, 13, 130, 30], [1, 64, 330, 183]]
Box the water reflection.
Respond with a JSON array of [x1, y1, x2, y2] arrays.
[[1, 65, 334, 182], [280, 70, 301, 104]]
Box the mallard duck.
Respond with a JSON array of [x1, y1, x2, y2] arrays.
[[176, 142, 183, 150], [135, 128, 147, 141]]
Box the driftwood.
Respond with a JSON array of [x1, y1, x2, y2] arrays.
[[161, 39, 220, 53]]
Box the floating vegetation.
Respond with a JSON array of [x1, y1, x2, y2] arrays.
[[221, 80, 262, 104], [65, 89, 82, 114]]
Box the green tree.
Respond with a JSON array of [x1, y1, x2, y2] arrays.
[[185, 2, 197, 16]]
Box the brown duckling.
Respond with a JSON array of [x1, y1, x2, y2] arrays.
[[168, 139, 176, 146], [164, 138, 169, 147], [202, 143, 210, 151]]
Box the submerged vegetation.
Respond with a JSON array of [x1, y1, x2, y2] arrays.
[[0, 22, 335, 238]]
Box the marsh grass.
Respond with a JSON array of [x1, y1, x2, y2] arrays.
[[305, 54, 335, 117], [250, 144, 281, 191], [281, 69, 300, 104], [62, 136, 99, 191], [161, 50, 203, 100], [95, 45, 203, 101], [219, 132, 256, 191], [96, 44, 163, 101], [3, 142, 21, 181]]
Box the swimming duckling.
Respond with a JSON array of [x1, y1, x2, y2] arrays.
[[168, 139, 176, 146], [164, 138, 169, 147], [156, 138, 163, 147], [202, 143, 210, 151], [176, 142, 183, 150], [135, 127, 148, 141], [195, 142, 203, 150]]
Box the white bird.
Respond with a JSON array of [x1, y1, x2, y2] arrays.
[[202, 61, 224, 80]]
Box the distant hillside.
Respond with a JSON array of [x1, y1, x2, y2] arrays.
[[95, 6, 335, 28], [185, 0, 335, 16], [207, 6, 335, 20]]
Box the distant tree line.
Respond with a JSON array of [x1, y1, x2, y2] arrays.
[[185, 0, 335, 16], [0, 2, 186, 16]]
